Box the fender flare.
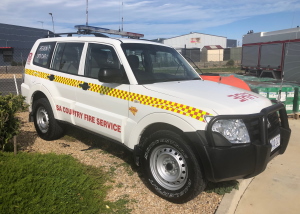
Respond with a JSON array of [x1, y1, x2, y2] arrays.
[[29, 84, 59, 119], [126, 113, 199, 149]]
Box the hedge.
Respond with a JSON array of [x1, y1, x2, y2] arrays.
[[0, 94, 27, 151]]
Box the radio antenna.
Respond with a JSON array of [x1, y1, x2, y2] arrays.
[[122, 1, 124, 31], [86, 0, 88, 26]]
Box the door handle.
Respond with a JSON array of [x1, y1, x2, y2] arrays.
[[79, 82, 90, 90], [47, 74, 55, 81]]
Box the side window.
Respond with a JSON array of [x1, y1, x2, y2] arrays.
[[84, 43, 121, 79], [33, 42, 55, 68], [50, 43, 84, 74]]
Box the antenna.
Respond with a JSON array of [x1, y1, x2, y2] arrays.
[[86, 0, 88, 26], [122, 1, 124, 31]]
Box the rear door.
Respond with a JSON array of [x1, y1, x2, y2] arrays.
[[47, 42, 85, 123]]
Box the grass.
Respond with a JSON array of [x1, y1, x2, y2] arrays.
[[117, 162, 135, 176], [0, 152, 131, 214], [205, 180, 240, 195]]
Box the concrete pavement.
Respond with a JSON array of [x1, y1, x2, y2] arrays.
[[216, 119, 300, 214]]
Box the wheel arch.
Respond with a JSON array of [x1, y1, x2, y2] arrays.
[[29, 84, 58, 119], [130, 113, 207, 171], [127, 113, 197, 150]]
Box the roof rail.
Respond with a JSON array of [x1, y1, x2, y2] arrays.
[[45, 32, 108, 38], [75, 25, 144, 39]]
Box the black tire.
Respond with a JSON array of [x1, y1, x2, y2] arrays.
[[140, 130, 206, 203], [32, 98, 64, 140]]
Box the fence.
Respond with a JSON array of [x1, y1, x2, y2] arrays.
[[0, 48, 29, 95], [181, 47, 242, 69]]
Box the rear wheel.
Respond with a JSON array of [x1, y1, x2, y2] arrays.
[[140, 130, 206, 203], [33, 98, 64, 140]]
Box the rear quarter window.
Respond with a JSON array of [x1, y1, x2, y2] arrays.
[[33, 42, 56, 68]]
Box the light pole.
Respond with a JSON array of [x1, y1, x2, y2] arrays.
[[49, 13, 55, 33]]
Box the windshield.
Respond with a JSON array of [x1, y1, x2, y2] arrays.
[[121, 43, 201, 84]]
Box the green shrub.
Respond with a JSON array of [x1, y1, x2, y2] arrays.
[[226, 59, 235, 67], [0, 94, 27, 151]]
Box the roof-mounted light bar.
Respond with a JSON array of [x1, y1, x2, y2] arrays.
[[75, 25, 144, 39]]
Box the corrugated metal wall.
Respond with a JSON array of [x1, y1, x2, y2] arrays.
[[163, 33, 227, 50], [284, 42, 300, 83]]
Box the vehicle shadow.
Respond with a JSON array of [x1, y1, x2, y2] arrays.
[[63, 124, 239, 196], [15, 119, 38, 152], [63, 124, 140, 174]]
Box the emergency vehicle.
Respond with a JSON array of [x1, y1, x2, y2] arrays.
[[21, 25, 291, 203]]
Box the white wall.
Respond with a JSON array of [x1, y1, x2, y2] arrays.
[[243, 27, 300, 44], [163, 33, 227, 49]]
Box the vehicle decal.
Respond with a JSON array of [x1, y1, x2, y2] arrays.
[[25, 69, 50, 79], [227, 92, 259, 102], [129, 106, 138, 116], [55, 75, 84, 87], [56, 104, 121, 133], [25, 69, 212, 122]]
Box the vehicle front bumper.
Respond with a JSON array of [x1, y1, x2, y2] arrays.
[[186, 103, 291, 182]]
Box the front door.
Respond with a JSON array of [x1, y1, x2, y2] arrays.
[[74, 43, 129, 142]]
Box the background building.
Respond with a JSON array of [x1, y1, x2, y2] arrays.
[[163, 32, 227, 50], [0, 23, 50, 65], [162, 32, 237, 62], [227, 39, 237, 48]]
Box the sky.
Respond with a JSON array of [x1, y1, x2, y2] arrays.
[[1, 0, 300, 45]]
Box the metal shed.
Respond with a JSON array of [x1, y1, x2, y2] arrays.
[[201, 45, 224, 62]]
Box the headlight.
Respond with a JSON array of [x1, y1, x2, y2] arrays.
[[207, 118, 250, 144]]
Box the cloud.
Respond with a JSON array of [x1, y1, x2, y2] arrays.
[[0, 0, 300, 39]]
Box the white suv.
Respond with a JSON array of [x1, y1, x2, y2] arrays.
[[21, 30, 291, 203]]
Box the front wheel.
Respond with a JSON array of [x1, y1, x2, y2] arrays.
[[140, 130, 206, 203]]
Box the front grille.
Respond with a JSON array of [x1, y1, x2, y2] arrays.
[[244, 117, 260, 142], [244, 111, 280, 144], [267, 112, 280, 133]]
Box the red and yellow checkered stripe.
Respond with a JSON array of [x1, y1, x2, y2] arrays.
[[25, 69, 49, 79], [129, 93, 210, 121], [25, 69, 211, 122]]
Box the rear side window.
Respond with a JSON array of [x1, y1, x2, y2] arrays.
[[33, 42, 56, 68], [51, 43, 84, 75]]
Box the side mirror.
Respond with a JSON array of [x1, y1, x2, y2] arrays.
[[98, 68, 122, 83]]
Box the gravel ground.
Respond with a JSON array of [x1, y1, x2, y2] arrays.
[[16, 111, 222, 214]]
